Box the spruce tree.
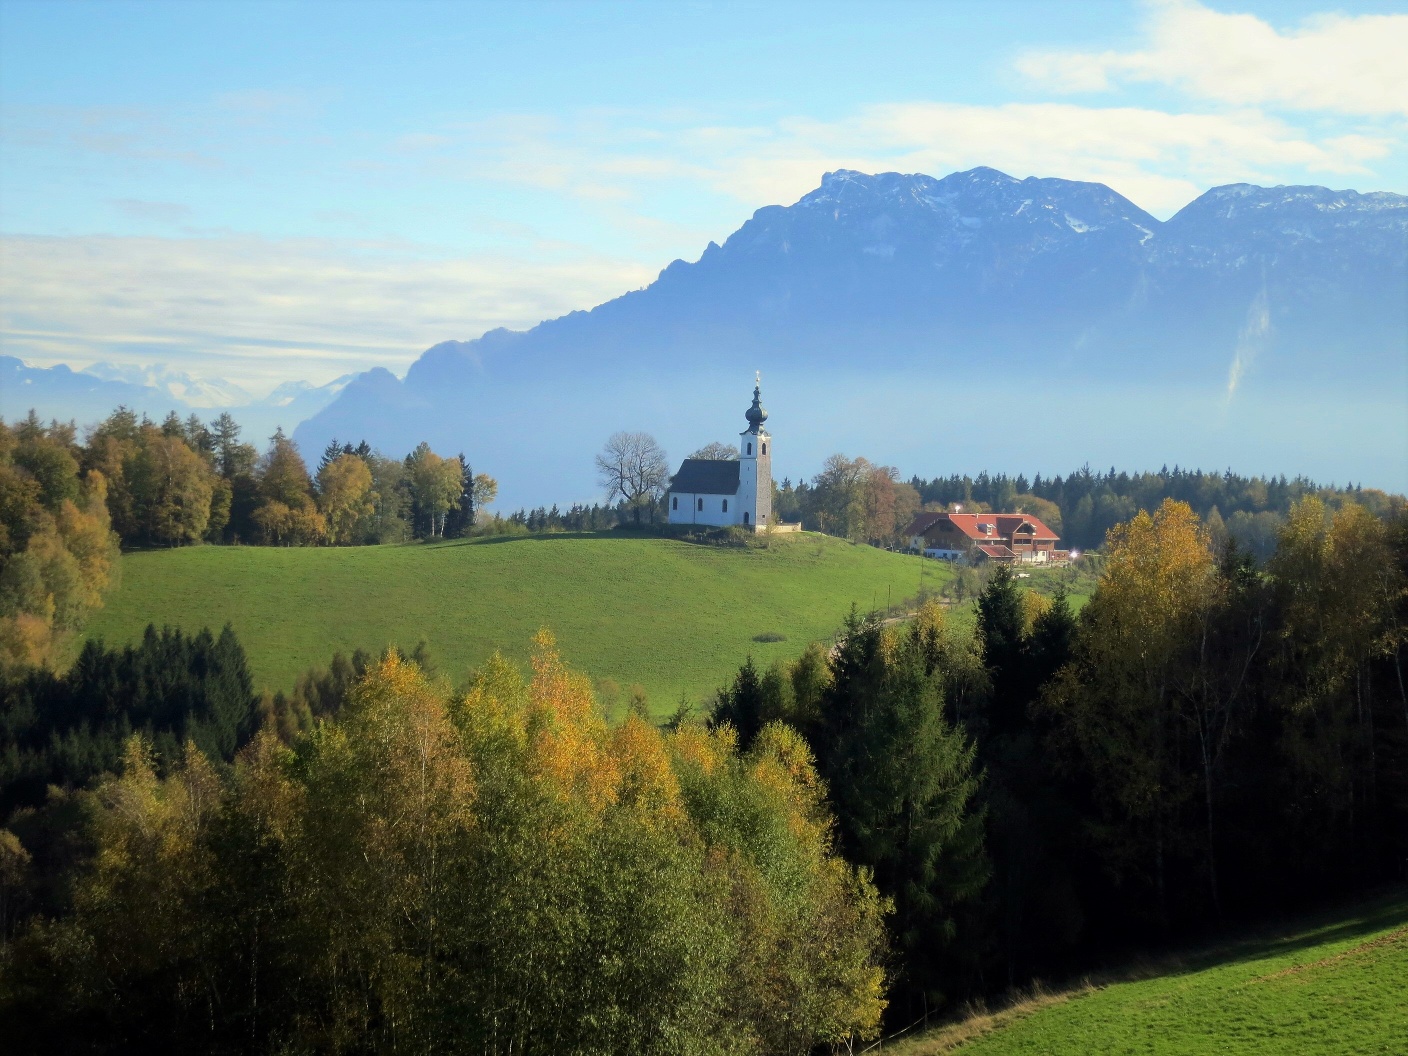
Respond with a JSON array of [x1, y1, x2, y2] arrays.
[[711, 655, 765, 749], [814, 609, 989, 1008], [976, 565, 1028, 739]]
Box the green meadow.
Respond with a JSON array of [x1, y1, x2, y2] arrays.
[[84, 532, 943, 710], [889, 890, 1408, 1056]]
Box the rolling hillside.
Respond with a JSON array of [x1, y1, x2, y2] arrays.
[[83, 532, 941, 711], [887, 890, 1408, 1056]]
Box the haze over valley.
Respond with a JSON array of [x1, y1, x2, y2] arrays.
[[7, 165, 1405, 507]]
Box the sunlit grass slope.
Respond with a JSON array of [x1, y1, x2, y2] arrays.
[[85, 532, 942, 711], [890, 890, 1408, 1056]]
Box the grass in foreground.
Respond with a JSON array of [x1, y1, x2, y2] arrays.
[[884, 889, 1408, 1055], [84, 532, 940, 712]]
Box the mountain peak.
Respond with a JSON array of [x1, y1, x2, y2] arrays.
[[1168, 181, 1408, 234]]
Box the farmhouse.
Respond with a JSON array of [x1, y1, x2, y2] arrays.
[[667, 378, 774, 529], [904, 511, 1064, 564]]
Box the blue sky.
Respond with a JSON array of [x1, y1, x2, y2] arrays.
[[1, 0, 1405, 392]]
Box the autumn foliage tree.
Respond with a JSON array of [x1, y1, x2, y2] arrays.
[[803, 455, 920, 544], [0, 416, 120, 670], [1042, 500, 1218, 923], [0, 635, 888, 1054], [406, 442, 465, 538], [316, 452, 376, 544]]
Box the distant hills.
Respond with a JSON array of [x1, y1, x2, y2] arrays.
[[1, 356, 356, 445], [296, 168, 1406, 505]]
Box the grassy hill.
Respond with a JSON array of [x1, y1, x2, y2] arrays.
[[886, 890, 1408, 1055], [84, 532, 942, 712]]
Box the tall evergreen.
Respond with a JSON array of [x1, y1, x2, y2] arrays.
[[711, 655, 764, 750], [974, 574, 1083, 981], [813, 610, 989, 1009]]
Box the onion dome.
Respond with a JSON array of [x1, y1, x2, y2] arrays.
[[745, 374, 768, 433]]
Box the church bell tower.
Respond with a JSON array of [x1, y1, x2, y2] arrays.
[[737, 373, 772, 529]]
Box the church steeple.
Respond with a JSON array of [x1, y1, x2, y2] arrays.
[[737, 372, 772, 529], [744, 371, 768, 434]]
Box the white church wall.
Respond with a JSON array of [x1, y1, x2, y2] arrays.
[[667, 492, 737, 527]]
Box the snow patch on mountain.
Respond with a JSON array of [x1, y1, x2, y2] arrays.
[[82, 362, 254, 408]]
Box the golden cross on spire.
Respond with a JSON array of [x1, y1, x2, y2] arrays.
[[755, 370, 761, 388]]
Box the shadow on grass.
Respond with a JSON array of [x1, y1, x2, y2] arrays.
[[1163, 886, 1408, 979], [880, 884, 1408, 1055]]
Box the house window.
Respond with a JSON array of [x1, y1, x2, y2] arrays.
[[672, 496, 678, 511], [722, 499, 728, 512], [697, 498, 703, 512], [746, 442, 752, 455]]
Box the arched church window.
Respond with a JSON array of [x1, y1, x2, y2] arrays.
[[743, 511, 750, 525], [761, 442, 767, 455], [747, 442, 753, 455], [697, 498, 703, 511], [672, 496, 678, 511], [722, 499, 728, 512]]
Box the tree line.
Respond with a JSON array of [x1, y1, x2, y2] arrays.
[[710, 495, 1408, 1021], [770, 460, 1390, 555], [905, 464, 1395, 555], [8, 407, 498, 550], [566, 429, 1393, 560]]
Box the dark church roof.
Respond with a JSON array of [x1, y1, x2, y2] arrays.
[[669, 458, 741, 496]]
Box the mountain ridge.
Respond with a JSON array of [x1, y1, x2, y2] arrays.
[[295, 166, 1405, 505], [339, 167, 1403, 401]]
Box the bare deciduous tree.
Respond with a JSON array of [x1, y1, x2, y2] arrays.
[[596, 432, 670, 524]]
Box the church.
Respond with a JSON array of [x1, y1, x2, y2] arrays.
[[667, 377, 774, 529]]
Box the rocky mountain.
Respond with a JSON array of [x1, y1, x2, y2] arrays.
[[295, 167, 1406, 506]]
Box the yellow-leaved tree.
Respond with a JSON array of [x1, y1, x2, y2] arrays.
[[316, 452, 376, 545], [1043, 498, 1217, 922], [2, 634, 889, 1055]]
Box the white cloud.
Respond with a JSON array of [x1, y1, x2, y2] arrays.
[[0, 234, 651, 393], [1017, 0, 1408, 116], [450, 99, 1389, 219]]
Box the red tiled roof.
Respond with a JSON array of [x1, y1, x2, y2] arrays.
[[994, 514, 1059, 540], [936, 514, 992, 540], [907, 511, 1060, 544], [902, 512, 947, 536]]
